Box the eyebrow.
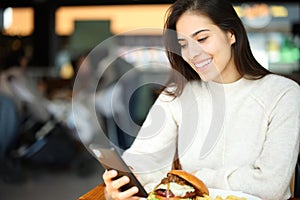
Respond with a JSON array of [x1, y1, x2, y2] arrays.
[[191, 29, 210, 37], [177, 29, 210, 41]]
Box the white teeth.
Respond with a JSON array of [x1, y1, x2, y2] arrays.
[[195, 59, 212, 68]]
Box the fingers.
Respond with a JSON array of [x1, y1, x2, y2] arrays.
[[103, 170, 140, 200], [103, 169, 118, 184], [111, 186, 139, 200], [111, 176, 130, 191]]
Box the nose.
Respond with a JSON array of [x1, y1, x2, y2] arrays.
[[182, 40, 202, 60], [187, 40, 202, 60]]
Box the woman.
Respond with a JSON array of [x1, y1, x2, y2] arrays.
[[103, 0, 300, 199]]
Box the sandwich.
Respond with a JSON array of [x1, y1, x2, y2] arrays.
[[148, 170, 209, 200]]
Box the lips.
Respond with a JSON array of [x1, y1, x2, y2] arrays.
[[194, 58, 212, 68]]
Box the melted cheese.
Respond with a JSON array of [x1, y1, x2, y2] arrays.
[[156, 182, 195, 197]]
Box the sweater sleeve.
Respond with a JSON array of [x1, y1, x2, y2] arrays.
[[194, 84, 300, 200], [122, 93, 179, 192]]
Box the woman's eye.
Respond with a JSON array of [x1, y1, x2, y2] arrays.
[[198, 37, 208, 42]]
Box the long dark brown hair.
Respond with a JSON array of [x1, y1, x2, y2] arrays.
[[163, 0, 271, 97]]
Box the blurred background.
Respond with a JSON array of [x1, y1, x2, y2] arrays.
[[0, 0, 299, 199]]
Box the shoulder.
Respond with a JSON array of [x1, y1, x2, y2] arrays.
[[259, 74, 299, 87], [253, 74, 300, 94], [251, 74, 300, 108]]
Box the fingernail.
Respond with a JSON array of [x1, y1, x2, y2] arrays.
[[110, 170, 117, 176], [132, 186, 138, 192], [122, 176, 130, 183]]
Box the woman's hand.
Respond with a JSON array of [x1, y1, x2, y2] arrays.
[[103, 169, 142, 200]]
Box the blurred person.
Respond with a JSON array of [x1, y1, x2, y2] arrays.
[[68, 51, 105, 145], [0, 50, 32, 183], [95, 56, 138, 150], [0, 48, 50, 121], [0, 91, 25, 184], [0, 49, 81, 170], [72, 51, 94, 93], [0, 92, 19, 160], [102, 0, 300, 199]]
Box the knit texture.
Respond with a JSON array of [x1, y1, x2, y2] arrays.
[[122, 74, 300, 200]]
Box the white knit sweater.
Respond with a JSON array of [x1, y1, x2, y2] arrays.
[[122, 74, 300, 200]]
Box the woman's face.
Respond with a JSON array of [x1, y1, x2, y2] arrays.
[[176, 12, 240, 83]]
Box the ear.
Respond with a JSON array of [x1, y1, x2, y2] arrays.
[[227, 31, 236, 45]]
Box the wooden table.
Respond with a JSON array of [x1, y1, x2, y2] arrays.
[[78, 183, 106, 200], [78, 183, 300, 200]]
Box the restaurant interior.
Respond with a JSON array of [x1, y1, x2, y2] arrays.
[[0, 0, 299, 199]]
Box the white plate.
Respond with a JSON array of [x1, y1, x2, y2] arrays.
[[209, 188, 262, 200]]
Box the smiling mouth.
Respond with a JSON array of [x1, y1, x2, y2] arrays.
[[195, 58, 212, 68]]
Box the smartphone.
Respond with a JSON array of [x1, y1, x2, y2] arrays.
[[89, 144, 148, 197]]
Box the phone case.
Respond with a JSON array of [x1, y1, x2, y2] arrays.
[[89, 144, 148, 197]]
